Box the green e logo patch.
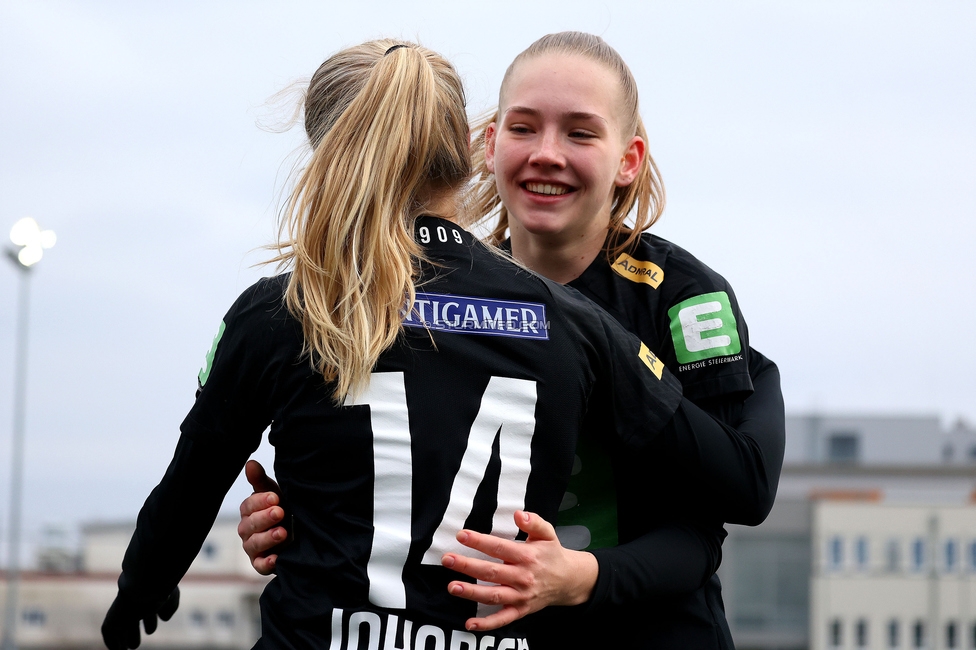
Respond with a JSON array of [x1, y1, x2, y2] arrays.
[[668, 292, 741, 364], [198, 320, 226, 387]]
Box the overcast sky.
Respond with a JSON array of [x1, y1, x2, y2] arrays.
[[0, 1, 973, 558]]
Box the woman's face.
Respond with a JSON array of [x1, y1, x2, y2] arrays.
[[485, 53, 644, 245]]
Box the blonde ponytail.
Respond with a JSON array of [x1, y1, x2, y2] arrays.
[[271, 40, 470, 402]]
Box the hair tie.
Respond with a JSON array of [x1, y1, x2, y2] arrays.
[[384, 44, 409, 56]]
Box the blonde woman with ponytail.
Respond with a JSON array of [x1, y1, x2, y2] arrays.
[[101, 39, 690, 650], [273, 39, 469, 404], [237, 32, 785, 650]]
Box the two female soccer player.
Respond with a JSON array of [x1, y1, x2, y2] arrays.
[[240, 33, 785, 650], [99, 38, 740, 650]]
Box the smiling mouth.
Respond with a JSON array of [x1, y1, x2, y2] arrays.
[[524, 182, 573, 196]]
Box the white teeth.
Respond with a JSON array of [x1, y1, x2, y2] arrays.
[[526, 182, 569, 196]]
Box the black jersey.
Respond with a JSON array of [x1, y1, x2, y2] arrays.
[[562, 234, 756, 544], [570, 234, 752, 401], [533, 232, 785, 650], [112, 217, 685, 650]]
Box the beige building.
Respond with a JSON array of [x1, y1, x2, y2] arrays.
[[0, 518, 268, 649], [811, 502, 976, 650], [719, 415, 976, 650]]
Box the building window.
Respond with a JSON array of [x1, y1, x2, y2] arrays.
[[830, 536, 845, 569], [947, 621, 959, 649], [828, 432, 860, 464], [947, 539, 959, 572], [969, 622, 976, 649], [912, 538, 926, 571], [202, 541, 217, 559], [857, 618, 869, 648], [886, 539, 901, 572], [889, 619, 900, 648], [189, 609, 207, 627], [21, 609, 46, 626], [856, 537, 869, 569], [968, 542, 976, 571], [725, 534, 810, 636], [914, 621, 926, 649], [831, 619, 844, 648], [217, 611, 236, 627], [944, 443, 956, 462]]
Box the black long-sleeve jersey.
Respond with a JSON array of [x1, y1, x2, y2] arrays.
[[533, 232, 786, 650], [112, 217, 687, 650]]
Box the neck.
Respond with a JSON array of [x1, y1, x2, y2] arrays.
[[417, 191, 458, 223], [509, 221, 606, 284]]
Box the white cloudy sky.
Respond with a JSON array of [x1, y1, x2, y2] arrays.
[[0, 1, 973, 556]]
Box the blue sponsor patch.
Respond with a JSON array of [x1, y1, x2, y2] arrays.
[[403, 292, 549, 340]]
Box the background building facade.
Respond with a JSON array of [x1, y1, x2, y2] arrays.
[[811, 502, 976, 650], [721, 415, 976, 650], [0, 519, 267, 649]]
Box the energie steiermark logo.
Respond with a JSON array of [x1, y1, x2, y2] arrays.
[[668, 292, 741, 364]]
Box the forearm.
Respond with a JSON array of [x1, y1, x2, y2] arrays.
[[119, 430, 254, 606], [663, 358, 785, 525], [586, 521, 723, 609]]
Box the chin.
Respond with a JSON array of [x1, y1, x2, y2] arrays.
[[516, 217, 570, 238]]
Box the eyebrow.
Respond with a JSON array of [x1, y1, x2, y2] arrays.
[[504, 106, 609, 126]]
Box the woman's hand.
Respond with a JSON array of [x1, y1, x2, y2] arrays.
[[441, 510, 598, 631], [238, 460, 287, 575]]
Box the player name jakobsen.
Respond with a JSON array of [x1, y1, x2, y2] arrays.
[[403, 292, 549, 340]]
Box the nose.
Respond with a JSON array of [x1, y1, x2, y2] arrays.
[[527, 128, 566, 169]]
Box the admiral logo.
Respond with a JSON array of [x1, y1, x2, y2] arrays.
[[612, 253, 664, 289], [403, 293, 549, 340], [638, 342, 665, 380], [668, 291, 741, 364]]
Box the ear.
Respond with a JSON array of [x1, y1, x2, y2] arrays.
[[484, 123, 498, 174], [614, 135, 645, 187]]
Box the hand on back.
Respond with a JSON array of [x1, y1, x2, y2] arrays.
[[238, 460, 287, 575], [237, 465, 598, 630], [441, 510, 598, 631]]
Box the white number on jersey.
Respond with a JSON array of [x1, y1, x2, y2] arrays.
[[417, 224, 465, 245], [347, 372, 538, 611]]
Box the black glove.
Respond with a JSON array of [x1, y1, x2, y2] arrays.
[[102, 587, 180, 650]]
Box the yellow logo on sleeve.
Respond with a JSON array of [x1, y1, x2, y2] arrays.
[[638, 342, 665, 380], [612, 253, 664, 288]]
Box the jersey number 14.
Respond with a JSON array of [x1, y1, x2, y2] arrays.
[[346, 372, 538, 611]]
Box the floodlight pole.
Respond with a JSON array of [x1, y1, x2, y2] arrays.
[[1, 250, 32, 650]]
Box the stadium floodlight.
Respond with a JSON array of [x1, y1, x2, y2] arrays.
[[2, 217, 55, 650], [9, 217, 56, 268]]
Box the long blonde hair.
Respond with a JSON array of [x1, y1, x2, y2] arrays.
[[271, 40, 470, 402], [466, 32, 665, 258]]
